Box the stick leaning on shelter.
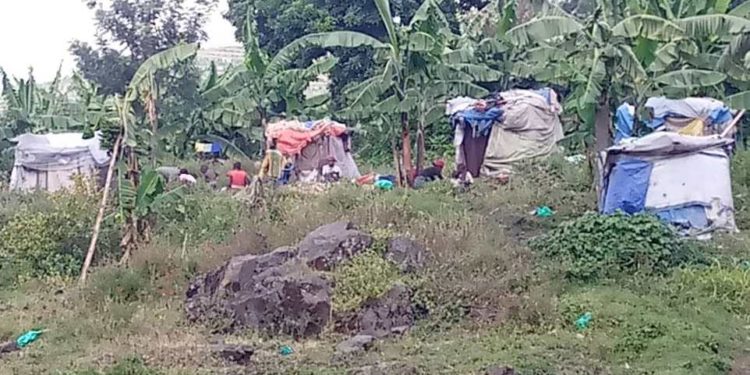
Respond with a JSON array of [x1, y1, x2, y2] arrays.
[[721, 110, 745, 138], [80, 135, 122, 284]]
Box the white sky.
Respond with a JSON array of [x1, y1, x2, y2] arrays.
[[0, 0, 238, 82]]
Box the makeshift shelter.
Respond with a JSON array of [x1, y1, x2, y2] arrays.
[[600, 132, 736, 235], [644, 97, 734, 136], [9, 132, 110, 192], [265, 119, 360, 183], [447, 89, 564, 177]]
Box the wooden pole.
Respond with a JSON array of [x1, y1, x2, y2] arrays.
[[720, 110, 745, 138], [80, 134, 122, 284]]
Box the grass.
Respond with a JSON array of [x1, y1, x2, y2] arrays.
[[2, 154, 750, 374]]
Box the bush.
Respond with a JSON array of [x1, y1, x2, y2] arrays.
[[0, 189, 120, 281], [531, 213, 698, 281], [332, 250, 401, 312]]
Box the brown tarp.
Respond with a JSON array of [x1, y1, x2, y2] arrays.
[[460, 132, 490, 177]]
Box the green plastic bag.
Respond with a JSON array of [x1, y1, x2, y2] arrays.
[[535, 206, 554, 218], [16, 330, 43, 348]]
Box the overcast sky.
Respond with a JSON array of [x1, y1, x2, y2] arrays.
[[0, 0, 238, 82]]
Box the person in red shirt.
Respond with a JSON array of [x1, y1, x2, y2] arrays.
[[227, 162, 251, 190]]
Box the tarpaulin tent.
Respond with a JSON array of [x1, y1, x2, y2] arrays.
[[448, 89, 564, 177], [644, 97, 734, 136], [265, 119, 360, 182], [9, 132, 110, 192], [600, 132, 736, 235]]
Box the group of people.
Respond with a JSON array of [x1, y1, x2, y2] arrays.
[[160, 137, 473, 193]]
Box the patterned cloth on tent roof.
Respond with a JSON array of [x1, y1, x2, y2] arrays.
[[266, 119, 348, 156]]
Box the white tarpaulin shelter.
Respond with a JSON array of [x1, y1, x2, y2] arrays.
[[9, 132, 110, 192], [600, 132, 736, 235]]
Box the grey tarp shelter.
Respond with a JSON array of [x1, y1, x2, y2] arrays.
[[9, 133, 110, 192]]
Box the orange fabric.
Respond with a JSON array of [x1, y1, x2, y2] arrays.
[[266, 120, 347, 156], [227, 170, 248, 188]]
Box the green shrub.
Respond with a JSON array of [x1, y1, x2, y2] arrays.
[[152, 190, 243, 244], [531, 213, 698, 281], [0, 190, 120, 281], [332, 250, 401, 312]]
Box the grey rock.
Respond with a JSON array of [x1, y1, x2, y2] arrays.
[[337, 284, 414, 338], [297, 222, 373, 271], [212, 344, 254, 365], [185, 247, 331, 338], [336, 335, 376, 355], [385, 237, 428, 273], [486, 365, 517, 375]]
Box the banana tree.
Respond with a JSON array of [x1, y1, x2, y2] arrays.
[[1, 66, 81, 135], [117, 167, 184, 263], [275, 0, 501, 183], [80, 43, 198, 281], [197, 14, 338, 155], [507, 1, 721, 149]]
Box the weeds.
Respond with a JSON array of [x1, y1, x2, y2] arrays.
[[332, 250, 401, 312], [531, 213, 701, 281]]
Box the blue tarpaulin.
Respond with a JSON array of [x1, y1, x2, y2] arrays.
[[614, 103, 635, 143], [602, 159, 653, 215], [654, 204, 709, 230], [452, 107, 504, 137]]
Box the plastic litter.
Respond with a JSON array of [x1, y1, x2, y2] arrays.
[[16, 330, 43, 349], [534, 206, 554, 218], [575, 313, 592, 330], [279, 345, 294, 356], [374, 180, 394, 191]]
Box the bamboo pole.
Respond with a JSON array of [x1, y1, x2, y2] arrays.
[[720, 110, 745, 138], [80, 134, 122, 284]]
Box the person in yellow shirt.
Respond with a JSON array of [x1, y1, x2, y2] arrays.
[[259, 139, 285, 182]]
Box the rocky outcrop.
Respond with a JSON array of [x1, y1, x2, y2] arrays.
[[385, 237, 428, 273], [297, 222, 373, 271], [185, 223, 427, 341], [185, 247, 331, 338], [337, 284, 414, 338]]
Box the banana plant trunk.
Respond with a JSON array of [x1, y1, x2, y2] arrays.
[[392, 133, 403, 187], [147, 94, 158, 166], [401, 112, 414, 186], [416, 115, 426, 175], [593, 97, 612, 199]]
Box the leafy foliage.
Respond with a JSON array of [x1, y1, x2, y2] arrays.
[[531, 213, 698, 281], [332, 250, 402, 312], [0, 182, 119, 281]]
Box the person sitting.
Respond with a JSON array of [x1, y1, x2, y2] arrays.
[[414, 159, 445, 188], [227, 162, 251, 190], [451, 163, 474, 191], [200, 164, 218, 188], [178, 168, 197, 185], [321, 157, 342, 183]]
